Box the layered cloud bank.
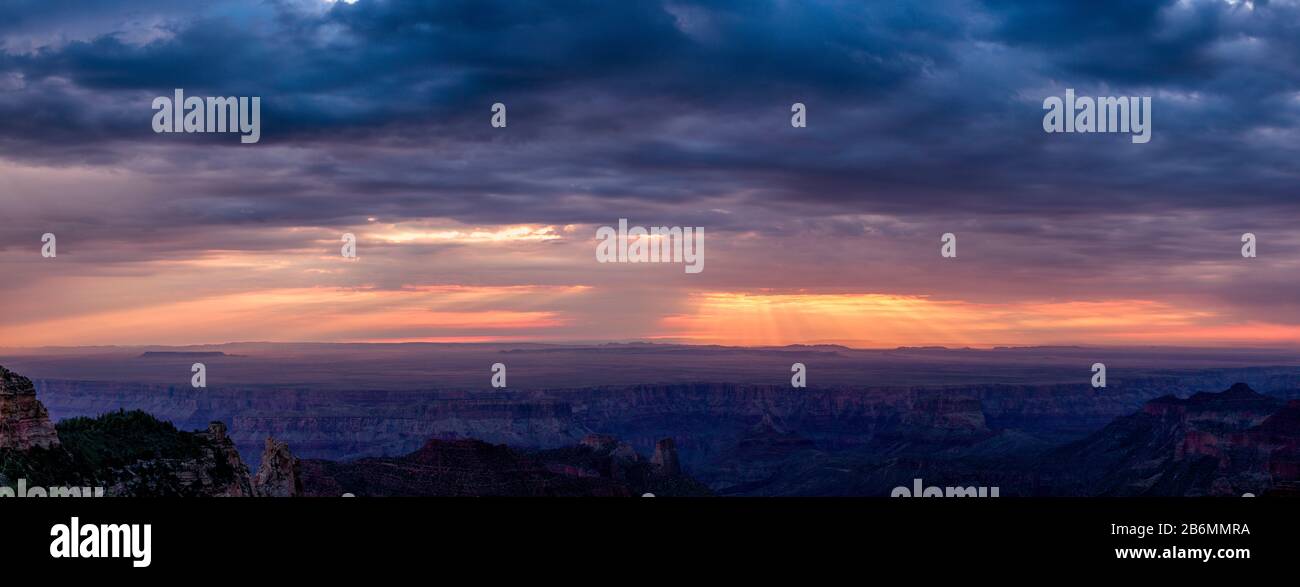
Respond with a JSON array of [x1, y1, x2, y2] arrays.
[[1, 0, 1297, 347]]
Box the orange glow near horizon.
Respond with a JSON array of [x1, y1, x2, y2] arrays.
[[4, 285, 1298, 348], [1, 285, 586, 346], [655, 292, 1299, 348]]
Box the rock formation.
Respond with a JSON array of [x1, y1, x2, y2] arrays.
[[0, 365, 61, 450], [100, 419, 256, 497], [651, 438, 681, 477], [253, 437, 303, 497], [155, 421, 254, 497], [1245, 399, 1300, 495], [1049, 383, 1294, 496]]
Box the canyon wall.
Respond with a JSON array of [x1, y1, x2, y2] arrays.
[[0, 366, 60, 450]]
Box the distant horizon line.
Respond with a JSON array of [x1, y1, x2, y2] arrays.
[[3, 340, 1299, 353]]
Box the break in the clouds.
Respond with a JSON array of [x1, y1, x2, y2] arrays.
[[1, 0, 1298, 347]]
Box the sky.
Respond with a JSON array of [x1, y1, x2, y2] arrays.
[[1, 0, 1298, 348]]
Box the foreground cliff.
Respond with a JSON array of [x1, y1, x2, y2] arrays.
[[0, 366, 60, 450], [0, 409, 259, 497], [0, 363, 299, 496]]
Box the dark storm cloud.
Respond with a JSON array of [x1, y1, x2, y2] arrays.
[[0, 0, 960, 143], [980, 0, 1218, 82], [0, 0, 195, 34]]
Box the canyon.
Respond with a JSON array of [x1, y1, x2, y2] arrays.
[[5, 343, 1300, 496]]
